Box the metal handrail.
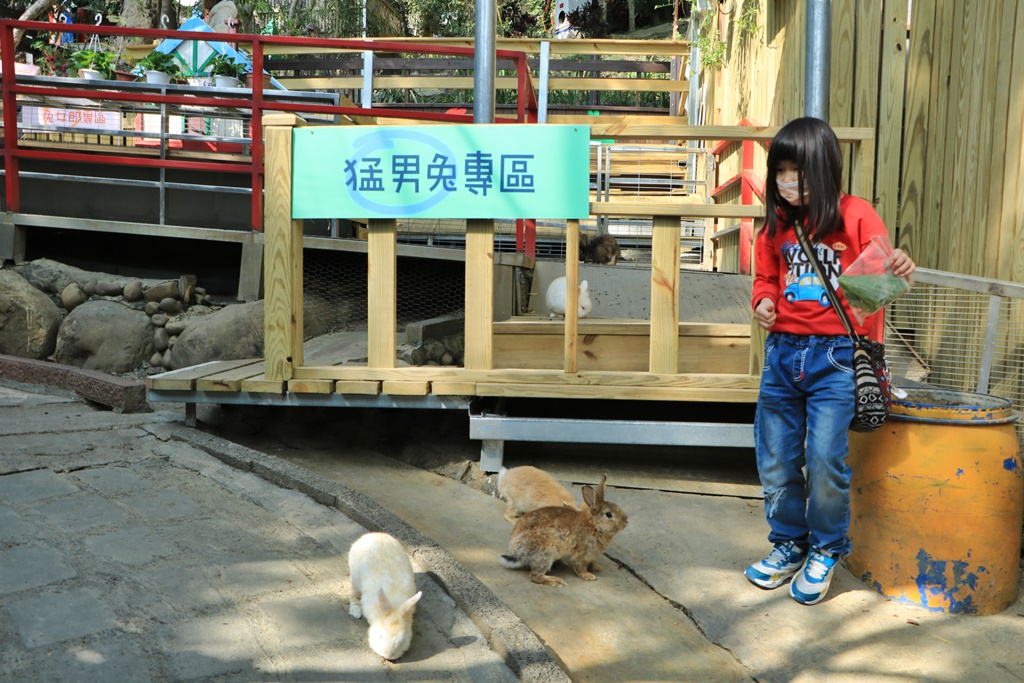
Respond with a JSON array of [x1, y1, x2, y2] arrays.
[[0, 20, 540, 232]]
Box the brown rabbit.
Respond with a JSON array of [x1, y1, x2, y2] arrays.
[[579, 233, 621, 265], [497, 466, 577, 524], [498, 474, 628, 587]]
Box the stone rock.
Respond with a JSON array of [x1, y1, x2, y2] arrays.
[[440, 352, 454, 366], [168, 335, 176, 348], [162, 349, 172, 368], [11, 259, 84, 298], [168, 300, 265, 370], [83, 279, 97, 296], [397, 342, 427, 366], [145, 301, 161, 316], [55, 300, 154, 373], [94, 281, 123, 297], [0, 270, 62, 359], [123, 280, 144, 302], [165, 320, 188, 336], [60, 283, 88, 312], [154, 327, 170, 352], [144, 281, 179, 303], [12, 259, 139, 300], [150, 351, 164, 368], [150, 313, 169, 328], [159, 297, 182, 314]]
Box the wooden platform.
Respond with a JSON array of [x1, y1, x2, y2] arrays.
[[147, 318, 759, 406], [493, 318, 751, 374]]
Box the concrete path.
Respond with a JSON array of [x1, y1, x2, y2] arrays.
[[0, 383, 530, 682], [5, 379, 1024, 682], [208, 407, 1024, 683]]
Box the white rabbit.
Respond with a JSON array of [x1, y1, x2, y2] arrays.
[[348, 532, 423, 660], [545, 276, 592, 318]]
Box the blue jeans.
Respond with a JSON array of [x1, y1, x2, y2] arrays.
[[754, 333, 856, 556]]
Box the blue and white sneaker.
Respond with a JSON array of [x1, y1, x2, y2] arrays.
[[744, 541, 807, 589], [790, 548, 839, 605]]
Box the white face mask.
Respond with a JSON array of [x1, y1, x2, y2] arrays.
[[777, 179, 805, 205]]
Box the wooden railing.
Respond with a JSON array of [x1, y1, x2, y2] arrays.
[[251, 38, 690, 115]]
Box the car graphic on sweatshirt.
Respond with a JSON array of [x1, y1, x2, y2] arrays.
[[783, 273, 832, 307]]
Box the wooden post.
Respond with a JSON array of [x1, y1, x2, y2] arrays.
[[237, 231, 264, 303], [564, 219, 580, 373], [367, 218, 398, 368], [465, 218, 494, 369], [262, 114, 306, 381], [650, 215, 680, 374]]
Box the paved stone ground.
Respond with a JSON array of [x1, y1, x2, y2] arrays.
[[0, 382, 538, 683]]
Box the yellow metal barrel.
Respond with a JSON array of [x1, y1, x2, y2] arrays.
[[848, 387, 1023, 615]]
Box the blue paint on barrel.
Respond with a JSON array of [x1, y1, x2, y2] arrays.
[[915, 549, 979, 614]]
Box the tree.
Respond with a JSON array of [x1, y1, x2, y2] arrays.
[[11, 0, 53, 50]]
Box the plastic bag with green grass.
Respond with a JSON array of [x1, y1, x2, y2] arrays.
[[838, 234, 910, 324]]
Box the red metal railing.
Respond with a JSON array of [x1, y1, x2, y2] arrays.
[[0, 20, 539, 232], [710, 117, 762, 276]]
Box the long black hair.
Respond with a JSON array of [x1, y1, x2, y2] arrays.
[[763, 117, 844, 241]]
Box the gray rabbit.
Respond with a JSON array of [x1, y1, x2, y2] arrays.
[[579, 233, 621, 265]]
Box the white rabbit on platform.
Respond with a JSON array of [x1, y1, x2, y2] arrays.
[[545, 277, 592, 319]]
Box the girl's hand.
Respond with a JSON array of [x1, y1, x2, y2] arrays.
[[887, 248, 916, 279], [754, 298, 776, 330]]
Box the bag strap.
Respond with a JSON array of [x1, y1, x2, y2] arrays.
[[791, 223, 861, 343]]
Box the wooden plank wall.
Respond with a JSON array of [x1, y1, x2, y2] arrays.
[[708, 1, 885, 212], [710, 0, 1024, 286], [901, 0, 1024, 282], [896, 0, 1024, 388]]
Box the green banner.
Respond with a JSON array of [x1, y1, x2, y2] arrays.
[[291, 125, 590, 220]]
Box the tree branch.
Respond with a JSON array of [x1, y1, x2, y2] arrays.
[[13, 0, 53, 51]]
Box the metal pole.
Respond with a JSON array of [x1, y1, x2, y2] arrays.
[[538, 40, 551, 123], [362, 50, 373, 109], [474, 0, 497, 123], [805, 0, 831, 120]]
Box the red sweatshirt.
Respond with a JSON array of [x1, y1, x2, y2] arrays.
[[751, 194, 887, 337]]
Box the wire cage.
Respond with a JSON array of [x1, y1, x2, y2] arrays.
[[885, 270, 1024, 449], [303, 248, 466, 336]]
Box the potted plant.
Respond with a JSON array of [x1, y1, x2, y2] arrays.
[[135, 51, 181, 84], [69, 48, 116, 80], [207, 53, 249, 88], [31, 39, 73, 77], [112, 51, 136, 82]]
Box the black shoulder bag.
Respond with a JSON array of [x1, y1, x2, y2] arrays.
[[792, 224, 891, 432]]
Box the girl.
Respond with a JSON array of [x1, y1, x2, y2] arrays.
[[744, 117, 915, 605]]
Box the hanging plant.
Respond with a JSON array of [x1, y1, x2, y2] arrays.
[[69, 48, 117, 79]]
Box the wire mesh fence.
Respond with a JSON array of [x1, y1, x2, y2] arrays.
[[392, 218, 706, 266], [885, 268, 1024, 448], [303, 248, 466, 335]]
